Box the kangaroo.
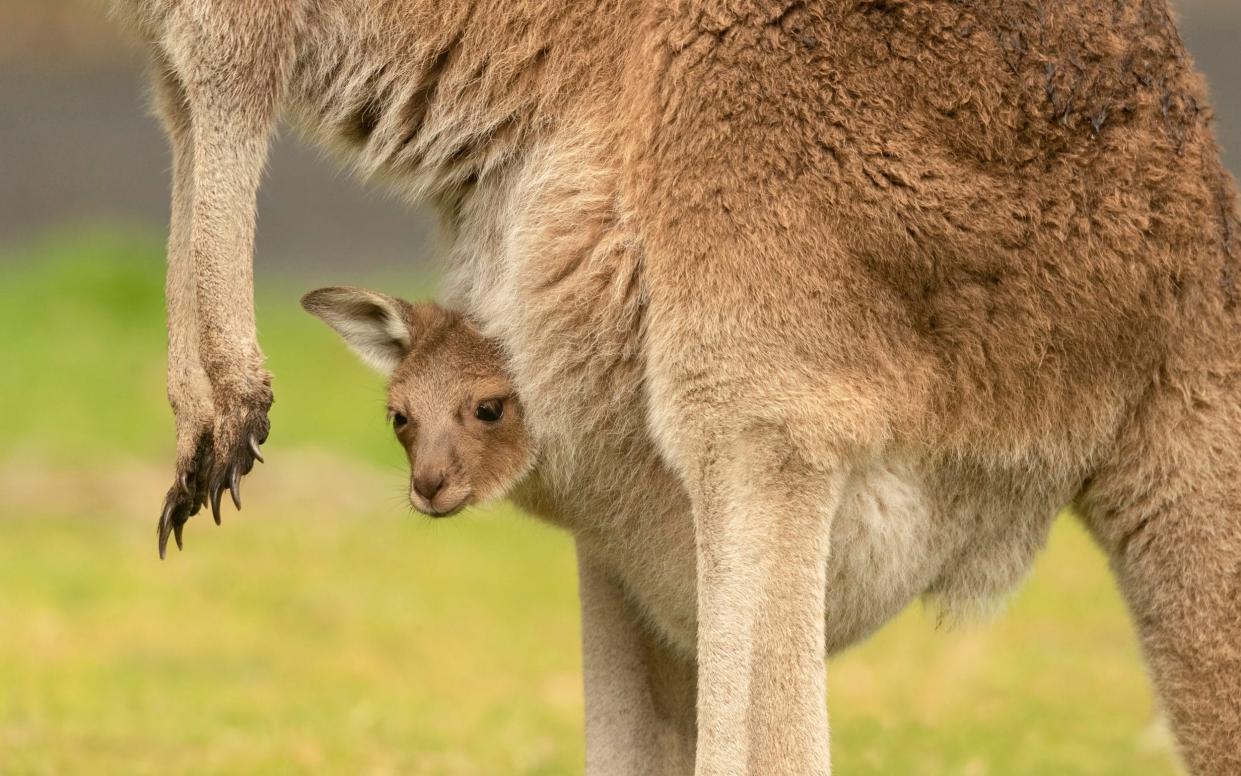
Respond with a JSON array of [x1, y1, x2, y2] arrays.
[[301, 290, 537, 518], [303, 290, 703, 771], [111, 0, 1240, 773]]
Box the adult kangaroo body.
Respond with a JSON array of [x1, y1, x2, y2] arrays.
[[114, 0, 1240, 772]]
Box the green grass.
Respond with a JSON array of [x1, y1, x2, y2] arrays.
[[0, 228, 441, 467], [0, 230, 1183, 774]]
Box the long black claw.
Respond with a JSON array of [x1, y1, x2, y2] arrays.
[[179, 469, 192, 495], [174, 521, 184, 551], [158, 501, 175, 560], [229, 466, 242, 510], [249, 435, 265, 464], [211, 481, 224, 525]]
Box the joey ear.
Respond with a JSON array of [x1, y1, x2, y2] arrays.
[[301, 287, 415, 375]]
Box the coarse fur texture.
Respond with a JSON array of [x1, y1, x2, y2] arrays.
[[110, 0, 1241, 773]]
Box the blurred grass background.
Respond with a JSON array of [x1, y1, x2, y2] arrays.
[[2, 0, 1239, 773]]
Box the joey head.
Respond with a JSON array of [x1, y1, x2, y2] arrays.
[[302, 287, 534, 517]]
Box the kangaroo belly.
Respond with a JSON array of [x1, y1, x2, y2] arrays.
[[536, 451, 1057, 658]]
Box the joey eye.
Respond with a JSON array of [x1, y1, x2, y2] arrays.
[[474, 399, 504, 423], [391, 412, 408, 431]]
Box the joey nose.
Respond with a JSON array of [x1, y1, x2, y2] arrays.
[[413, 472, 445, 502]]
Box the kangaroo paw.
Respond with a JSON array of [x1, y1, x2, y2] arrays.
[[157, 431, 213, 559], [205, 387, 273, 526]]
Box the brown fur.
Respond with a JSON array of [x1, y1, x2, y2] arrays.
[[111, 0, 1241, 773]]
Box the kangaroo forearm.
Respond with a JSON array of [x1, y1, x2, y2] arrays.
[[146, 4, 291, 543], [156, 66, 213, 419], [159, 1, 293, 397], [187, 120, 271, 394]]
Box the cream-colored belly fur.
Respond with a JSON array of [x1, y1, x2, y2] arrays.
[[518, 445, 1055, 656]]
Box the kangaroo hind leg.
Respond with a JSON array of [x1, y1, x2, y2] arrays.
[[1078, 373, 1241, 775]]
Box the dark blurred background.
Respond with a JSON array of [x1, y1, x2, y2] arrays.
[[0, 0, 439, 280]]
